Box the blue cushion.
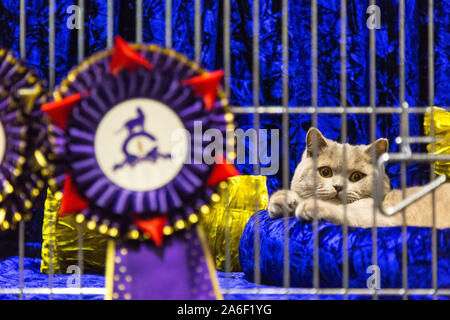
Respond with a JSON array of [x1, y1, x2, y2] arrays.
[[239, 210, 450, 291]]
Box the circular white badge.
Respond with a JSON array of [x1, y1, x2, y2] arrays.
[[94, 98, 189, 191]]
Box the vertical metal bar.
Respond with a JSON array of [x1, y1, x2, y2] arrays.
[[77, 0, 85, 300], [399, 0, 408, 300], [49, 0, 55, 91], [281, 0, 290, 296], [222, 0, 232, 295], [252, 0, 261, 288], [20, 0, 26, 59], [48, 0, 56, 299], [48, 217, 54, 300], [136, 0, 143, 43], [194, 0, 201, 64], [223, 0, 233, 295], [369, 0, 378, 301], [107, 0, 114, 49], [165, 0, 172, 48], [311, 0, 319, 296], [428, 0, 437, 300], [340, 0, 349, 300], [224, 181, 231, 293], [18, 0, 26, 301], [77, 0, 84, 64], [77, 219, 84, 300], [18, 221, 24, 300], [223, 0, 231, 98]]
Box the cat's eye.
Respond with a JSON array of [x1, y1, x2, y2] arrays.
[[318, 166, 333, 178], [349, 171, 366, 182]]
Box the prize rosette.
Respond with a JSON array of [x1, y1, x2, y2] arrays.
[[42, 37, 240, 299], [0, 49, 54, 231]]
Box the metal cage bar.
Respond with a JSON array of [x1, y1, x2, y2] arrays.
[[281, 0, 290, 296], [194, 0, 201, 64], [340, 0, 349, 300], [136, 0, 143, 43], [369, 0, 379, 301], [252, 0, 262, 290], [311, 0, 320, 297], [165, 0, 172, 48], [18, 0, 26, 301], [222, 0, 232, 294], [428, 0, 438, 301], [399, 0, 408, 300], [107, 0, 114, 48]]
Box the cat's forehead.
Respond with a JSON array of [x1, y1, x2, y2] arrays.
[[318, 141, 371, 167]]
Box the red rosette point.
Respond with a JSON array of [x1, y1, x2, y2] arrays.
[[41, 93, 83, 130], [59, 173, 89, 217], [110, 36, 153, 74], [207, 155, 240, 187], [181, 70, 224, 110], [133, 216, 168, 247]]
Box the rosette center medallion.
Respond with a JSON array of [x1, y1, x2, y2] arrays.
[[94, 97, 188, 192]]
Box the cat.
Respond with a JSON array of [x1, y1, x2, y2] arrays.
[[267, 127, 450, 229]]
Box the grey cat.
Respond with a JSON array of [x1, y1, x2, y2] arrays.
[[268, 127, 450, 229]]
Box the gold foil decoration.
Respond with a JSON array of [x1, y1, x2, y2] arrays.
[[41, 176, 268, 273], [200, 175, 268, 272], [40, 188, 107, 274], [424, 107, 450, 178]]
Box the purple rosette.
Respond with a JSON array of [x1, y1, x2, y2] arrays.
[[51, 44, 234, 238], [0, 49, 56, 230]]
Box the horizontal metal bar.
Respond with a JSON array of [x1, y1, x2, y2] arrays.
[[230, 106, 447, 114], [383, 153, 450, 162], [2, 287, 448, 296], [396, 136, 446, 144], [222, 288, 450, 296], [377, 154, 449, 216], [0, 288, 107, 295]]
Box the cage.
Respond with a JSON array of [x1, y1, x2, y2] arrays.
[[0, 0, 449, 300]]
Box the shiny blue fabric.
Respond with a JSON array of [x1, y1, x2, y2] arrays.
[[239, 210, 450, 297], [0, 257, 104, 300]]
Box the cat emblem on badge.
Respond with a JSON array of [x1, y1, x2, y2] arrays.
[[113, 106, 171, 171]]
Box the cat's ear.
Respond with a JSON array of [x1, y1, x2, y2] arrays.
[[306, 127, 328, 157], [365, 138, 389, 159]]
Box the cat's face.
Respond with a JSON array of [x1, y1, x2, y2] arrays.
[[291, 128, 391, 203]]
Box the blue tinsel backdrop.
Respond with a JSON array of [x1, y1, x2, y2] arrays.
[[0, 0, 449, 229]]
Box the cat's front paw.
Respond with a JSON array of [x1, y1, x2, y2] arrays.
[[295, 198, 331, 222], [294, 198, 316, 221], [267, 190, 300, 219]]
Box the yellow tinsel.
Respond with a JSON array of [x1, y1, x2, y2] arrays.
[[40, 175, 268, 273], [200, 175, 268, 272], [424, 107, 450, 178], [40, 188, 107, 274]]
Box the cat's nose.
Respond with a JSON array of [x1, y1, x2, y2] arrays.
[[333, 185, 343, 193]]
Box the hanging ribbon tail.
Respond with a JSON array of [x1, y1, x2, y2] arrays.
[[181, 70, 224, 110], [110, 35, 154, 74], [133, 216, 167, 247], [105, 225, 222, 300], [41, 93, 83, 130], [207, 156, 241, 187], [59, 173, 89, 217]]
